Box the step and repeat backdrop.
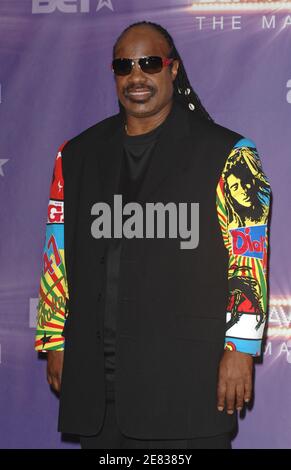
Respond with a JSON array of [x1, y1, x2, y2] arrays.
[[0, 0, 290, 449]]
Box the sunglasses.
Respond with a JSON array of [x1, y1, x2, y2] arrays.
[[111, 56, 174, 76]]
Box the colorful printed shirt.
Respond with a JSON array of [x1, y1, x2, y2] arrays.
[[35, 137, 271, 356]]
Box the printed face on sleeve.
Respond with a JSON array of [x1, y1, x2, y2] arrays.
[[227, 174, 255, 208]]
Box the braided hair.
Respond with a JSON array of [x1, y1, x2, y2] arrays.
[[113, 20, 214, 122]]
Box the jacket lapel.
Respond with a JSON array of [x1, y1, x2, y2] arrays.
[[96, 113, 125, 205]]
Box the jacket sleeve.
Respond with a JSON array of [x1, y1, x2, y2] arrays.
[[216, 138, 271, 356], [35, 142, 69, 352]]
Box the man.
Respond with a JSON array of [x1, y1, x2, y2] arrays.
[[35, 21, 271, 449]]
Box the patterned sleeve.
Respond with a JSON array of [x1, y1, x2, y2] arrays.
[[35, 142, 69, 352], [216, 138, 271, 356]]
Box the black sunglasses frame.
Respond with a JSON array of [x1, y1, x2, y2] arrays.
[[111, 56, 174, 76]]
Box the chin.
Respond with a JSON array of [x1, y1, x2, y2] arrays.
[[126, 103, 157, 117]]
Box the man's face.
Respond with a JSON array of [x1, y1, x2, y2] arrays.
[[113, 26, 179, 118], [227, 174, 255, 207]]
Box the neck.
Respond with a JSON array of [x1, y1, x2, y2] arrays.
[[125, 100, 173, 136]]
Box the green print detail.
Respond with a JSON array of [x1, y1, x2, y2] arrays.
[[37, 275, 65, 329]]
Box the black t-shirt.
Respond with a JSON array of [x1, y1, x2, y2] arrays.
[[103, 119, 167, 398]]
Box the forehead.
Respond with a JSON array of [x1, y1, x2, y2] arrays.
[[114, 26, 171, 58], [227, 174, 240, 185]]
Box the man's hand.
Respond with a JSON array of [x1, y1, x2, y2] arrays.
[[47, 350, 64, 393], [217, 350, 253, 414]]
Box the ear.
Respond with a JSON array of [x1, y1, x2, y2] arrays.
[[171, 59, 179, 81]]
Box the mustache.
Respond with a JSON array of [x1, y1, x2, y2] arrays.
[[124, 85, 155, 94]]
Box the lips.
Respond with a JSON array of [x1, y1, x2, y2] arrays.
[[129, 89, 150, 93], [126, 88, 153, 100]]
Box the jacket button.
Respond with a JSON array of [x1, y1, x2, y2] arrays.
[[100, 255, 105, 264], [96, 330, 101, 339], [97, 293, 102, 301]]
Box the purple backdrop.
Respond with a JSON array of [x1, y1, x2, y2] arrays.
[[0, 0, 290, 449]]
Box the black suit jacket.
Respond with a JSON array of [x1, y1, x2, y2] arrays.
[[58, 98, 243, 438]]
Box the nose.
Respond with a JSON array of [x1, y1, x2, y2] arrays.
[[128, 59, 146, 80]]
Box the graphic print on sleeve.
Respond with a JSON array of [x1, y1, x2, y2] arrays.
[[35, 142, 69, 352], [216, 138, 271, 356]]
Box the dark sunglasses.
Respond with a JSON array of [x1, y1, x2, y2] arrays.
[[111, 56, 174, 76]]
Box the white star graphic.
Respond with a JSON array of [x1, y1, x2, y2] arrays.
[[0, 159, 9, 177], [96, 0, 114, 12]]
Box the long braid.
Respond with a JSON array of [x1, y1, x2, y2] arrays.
[[113, 20, 214, 122]]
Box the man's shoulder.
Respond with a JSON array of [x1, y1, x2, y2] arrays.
[[64, 111, 121, 152], [186, 111, 248, 167], [211, 120, 243, 141], [189, 111, 244, 147], [207, 121, 258, 155]]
